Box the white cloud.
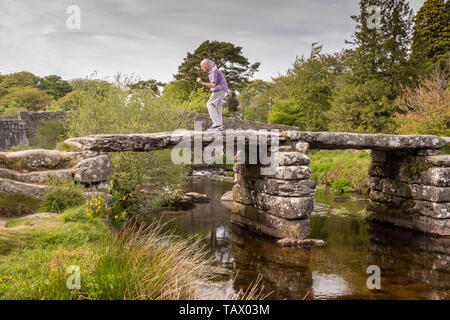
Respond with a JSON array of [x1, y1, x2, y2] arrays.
[[0, 0, 425, 82]]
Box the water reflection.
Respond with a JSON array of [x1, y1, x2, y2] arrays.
[[144, 177, 450, 300]]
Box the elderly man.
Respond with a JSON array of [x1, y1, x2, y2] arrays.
[[197, 59, 228, 131]]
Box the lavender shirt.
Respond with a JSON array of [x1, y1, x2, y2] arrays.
[[207, 66, 228, 92]]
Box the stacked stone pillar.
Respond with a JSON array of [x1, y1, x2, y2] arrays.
[[231, 141, 315, 239], [367, 149, 450, 236]]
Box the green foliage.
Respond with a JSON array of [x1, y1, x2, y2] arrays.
[[268, 43, 339, 130], [0, 87, 52, 111], [411, 0, 450, 75], [6, 144, 29, 152], [62, 206, 92, 224], [238, 80, 269, 120], [4, 217, 32, 228], [37, 75, 73, 100], [394, 64, 450, 136], [39, 179, 85, 213], [68, 74, 189, 196], [331, 178, 354, 195], [29, 119, 69, 150], [53, 90, 84, 110], [327, 0, 415, 133], [55, 142, 81, 152], [0, 192, 41, 217], [309, 150, 370, 193], [0, 212, 213, 300]]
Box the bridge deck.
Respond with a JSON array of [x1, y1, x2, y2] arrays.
[[64, 130, 449, 152]]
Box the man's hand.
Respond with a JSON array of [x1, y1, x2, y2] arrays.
[[196, 78, 202, 84]]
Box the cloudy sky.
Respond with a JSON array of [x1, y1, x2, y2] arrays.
[[0, 0, 425, 83]]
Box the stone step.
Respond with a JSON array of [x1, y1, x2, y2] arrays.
[[0, 177, 50, 199], [0, 167, 73, 184], [0, 149, 83, 172]]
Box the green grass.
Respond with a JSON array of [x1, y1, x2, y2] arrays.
[[0, 192, 41, 217], [309, 150, 370, 194], [4, 217, 32, 228], [0, 205, 214, 300]]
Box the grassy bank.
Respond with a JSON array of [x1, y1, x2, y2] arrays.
[[308, 150, 371, 194], [0, 206, 213, 299]]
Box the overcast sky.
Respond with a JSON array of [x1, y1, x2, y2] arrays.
[[0, 0, 425, 83]]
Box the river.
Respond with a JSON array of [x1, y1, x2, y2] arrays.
[[146, 176, 450, 300]]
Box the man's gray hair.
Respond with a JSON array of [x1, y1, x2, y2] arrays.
[[201, 59, 212, 67]]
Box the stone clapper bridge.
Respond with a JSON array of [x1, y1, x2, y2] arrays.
[[1, 128, 449, 242], [60, 128, 450, 241]]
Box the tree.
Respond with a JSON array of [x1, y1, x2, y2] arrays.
[[394, 62, 449, 136], [268, 43, 340, 130], [237, 80, 268, 119], [127, 79, 165, 96], [0, 87, 52, 111], [327, 0, 414, 133], [174, 40, 260, 93], [411, 0, 450, 74], [37, 75, 73, 100], [0, 71, 41, 98]]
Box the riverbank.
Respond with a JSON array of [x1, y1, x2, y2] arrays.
[[309, 150, 371, 194], [0, 205, 213, 299]]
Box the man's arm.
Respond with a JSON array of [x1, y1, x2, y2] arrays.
[[197, 77, 216, 89]]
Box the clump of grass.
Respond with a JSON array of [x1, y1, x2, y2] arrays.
[[7, 144, 30, 152], [39, 178, 85, 213], [0, 192, 41, 217], [0, 155, 28, 171], [84, 221, 213, 299], [282, 224, 301, 239], [55, 142, 82, 152], [331, 178, 354, 196], [4, 217, 32, 228]]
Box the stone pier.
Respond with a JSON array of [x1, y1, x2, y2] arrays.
[[231, 142, 315, 240], [367, 149, 450, 236]]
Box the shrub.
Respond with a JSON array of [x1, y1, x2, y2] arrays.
[[29, 119, 69, 150], [331, 178, 354, 195], [68, 74, 188, 198], [394, 64, 449, 136], [39, 180, 85, 213], [62, 206, 91, 223]]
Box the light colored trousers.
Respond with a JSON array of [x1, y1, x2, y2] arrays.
[[207, 90, 227, 127]]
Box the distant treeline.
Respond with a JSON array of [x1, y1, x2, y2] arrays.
[[1, 0, 448, 136]]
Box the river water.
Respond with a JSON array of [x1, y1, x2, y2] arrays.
[[148, 177, 450, 300]]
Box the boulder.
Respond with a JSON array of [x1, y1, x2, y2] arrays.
[[0, 177, 50, 199], [73, 154, 112, 183], [0, 167, 73, 184], [0, 149, 82, 171]]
